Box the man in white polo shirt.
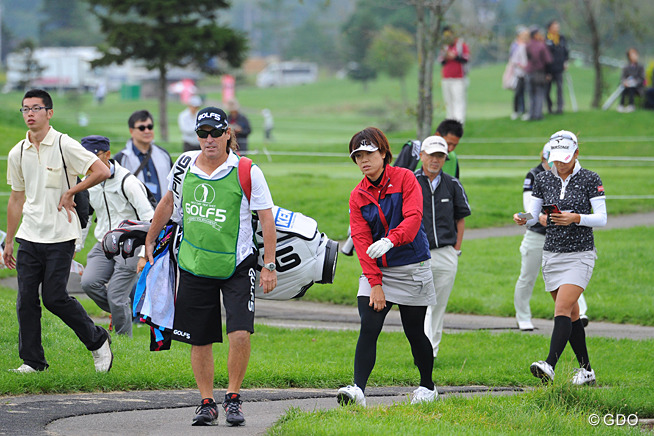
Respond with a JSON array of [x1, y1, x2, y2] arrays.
[[4, 89, 114, 374]]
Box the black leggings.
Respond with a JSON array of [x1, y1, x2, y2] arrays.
[[353, 296, 434, 392]]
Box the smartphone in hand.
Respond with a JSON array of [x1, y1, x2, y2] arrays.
[[542, 204, 562, 215]]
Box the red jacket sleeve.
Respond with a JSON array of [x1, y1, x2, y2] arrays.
[[385, 170, 423, 247], [349, 191, 382, 287]]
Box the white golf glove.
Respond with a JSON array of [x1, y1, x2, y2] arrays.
[[367, 238, 393, 259]]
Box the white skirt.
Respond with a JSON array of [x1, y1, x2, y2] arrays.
[[542, 250, 596, 292], [358, 260, 436, 306]]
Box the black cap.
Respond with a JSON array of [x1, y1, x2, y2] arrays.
[[195, 107, 229, 130], [81, 135, 110, 154]]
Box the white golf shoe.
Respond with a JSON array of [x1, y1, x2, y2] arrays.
[[337, 385, 366, 407]]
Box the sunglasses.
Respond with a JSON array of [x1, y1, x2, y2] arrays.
[[196, 128, 226, 139], [136, 124, 154, 131]]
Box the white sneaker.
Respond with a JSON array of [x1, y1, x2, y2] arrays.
[[521, 113, 530, 121], [530, 360, 555, 382], [92, 337, 113, 373], [337, 385, 366, 407], [617, 105, 625, 113], [518, 320, 534, 331], [9, 364, 38, 374], [572, 368, 596, 386], [510, 112, 519, 120], [411, 386, 438, 404], [625, 105, 635, 113]]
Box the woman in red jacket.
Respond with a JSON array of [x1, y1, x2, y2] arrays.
[[337, 127, 438, 407]]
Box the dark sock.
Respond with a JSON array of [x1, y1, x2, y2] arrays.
[[568, 319, 592, 371], [545, 315, 572, 369]]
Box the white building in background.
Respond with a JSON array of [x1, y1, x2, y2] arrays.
[[256, 62, 318, 88], [3, 46, 151, 93]]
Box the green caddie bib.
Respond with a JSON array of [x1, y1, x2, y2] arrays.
[[178, 168, 243, 278], [442, 150, 458, 177]]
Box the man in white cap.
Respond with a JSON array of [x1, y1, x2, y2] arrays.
[[178, 95, 203, 152], [415, 136, 471, 358]]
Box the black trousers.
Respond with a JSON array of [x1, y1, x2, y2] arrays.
[[546, 71, 564, 113], [620, 87, 639, 106], [16, 239, 107, 370]]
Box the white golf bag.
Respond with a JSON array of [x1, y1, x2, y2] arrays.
[[253, 206, 338, 300]]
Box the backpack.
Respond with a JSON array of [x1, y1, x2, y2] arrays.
[[393, 140, 421, 171], [19, 135, 90, 228], [120, 172, 158, 220]]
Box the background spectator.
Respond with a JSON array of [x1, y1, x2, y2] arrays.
[[545, 20, 569, 115], [508, 26, 529, 120], [525, 26, 552, 121], [178, 95, 203, 151], [617, 48, 645, 113], [80, 135, 155, 337], [415, 136, 471, 358], [438, 26, 470, 124], [226, 98, 252, 154], [114, 110, 173, 203]]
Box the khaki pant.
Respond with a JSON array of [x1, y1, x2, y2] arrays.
[[424, 245, 459, 358]]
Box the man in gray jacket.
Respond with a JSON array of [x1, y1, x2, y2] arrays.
[[80, 135, 155, 336], [415, 136, 471, 358], [114, 110, 173, 203]]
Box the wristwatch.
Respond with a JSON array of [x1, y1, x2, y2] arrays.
[[263, 262, 276, 272]]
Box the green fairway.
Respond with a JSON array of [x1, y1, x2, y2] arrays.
[[303, 227, 654, 326]]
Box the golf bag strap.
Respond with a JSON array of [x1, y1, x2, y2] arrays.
[[238, 156, 252, 202]]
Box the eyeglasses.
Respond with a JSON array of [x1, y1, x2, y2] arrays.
[[20, 106, 51, 113], [136, 124, 154, 131], [196, 128, 226, 139]]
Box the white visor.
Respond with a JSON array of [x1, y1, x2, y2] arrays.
[[350, 141, 379, 157]]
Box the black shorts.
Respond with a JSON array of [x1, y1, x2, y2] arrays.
[[172, 254, 257, 345]]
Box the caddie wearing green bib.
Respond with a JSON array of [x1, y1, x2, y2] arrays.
[[143, 107, 277, 427]]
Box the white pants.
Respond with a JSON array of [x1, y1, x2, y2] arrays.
[[514, 230, 587, 324], [441, 78, 468, 123], [424, 245, 459, 358]]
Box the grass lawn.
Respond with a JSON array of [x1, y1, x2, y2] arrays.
[[306, 227, 654, 326], [0, 286, 651, 434]]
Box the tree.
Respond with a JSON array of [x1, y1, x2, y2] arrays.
[[411, 0, 456, 140], [284, 17, 340, 68], [40, 0, 102, 47], [13, 39, 45, 90], [341, 1, 416, 91], [86, 0, 248, 141], [256, 0, 294, 56], [369, 26, 415, 103]]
